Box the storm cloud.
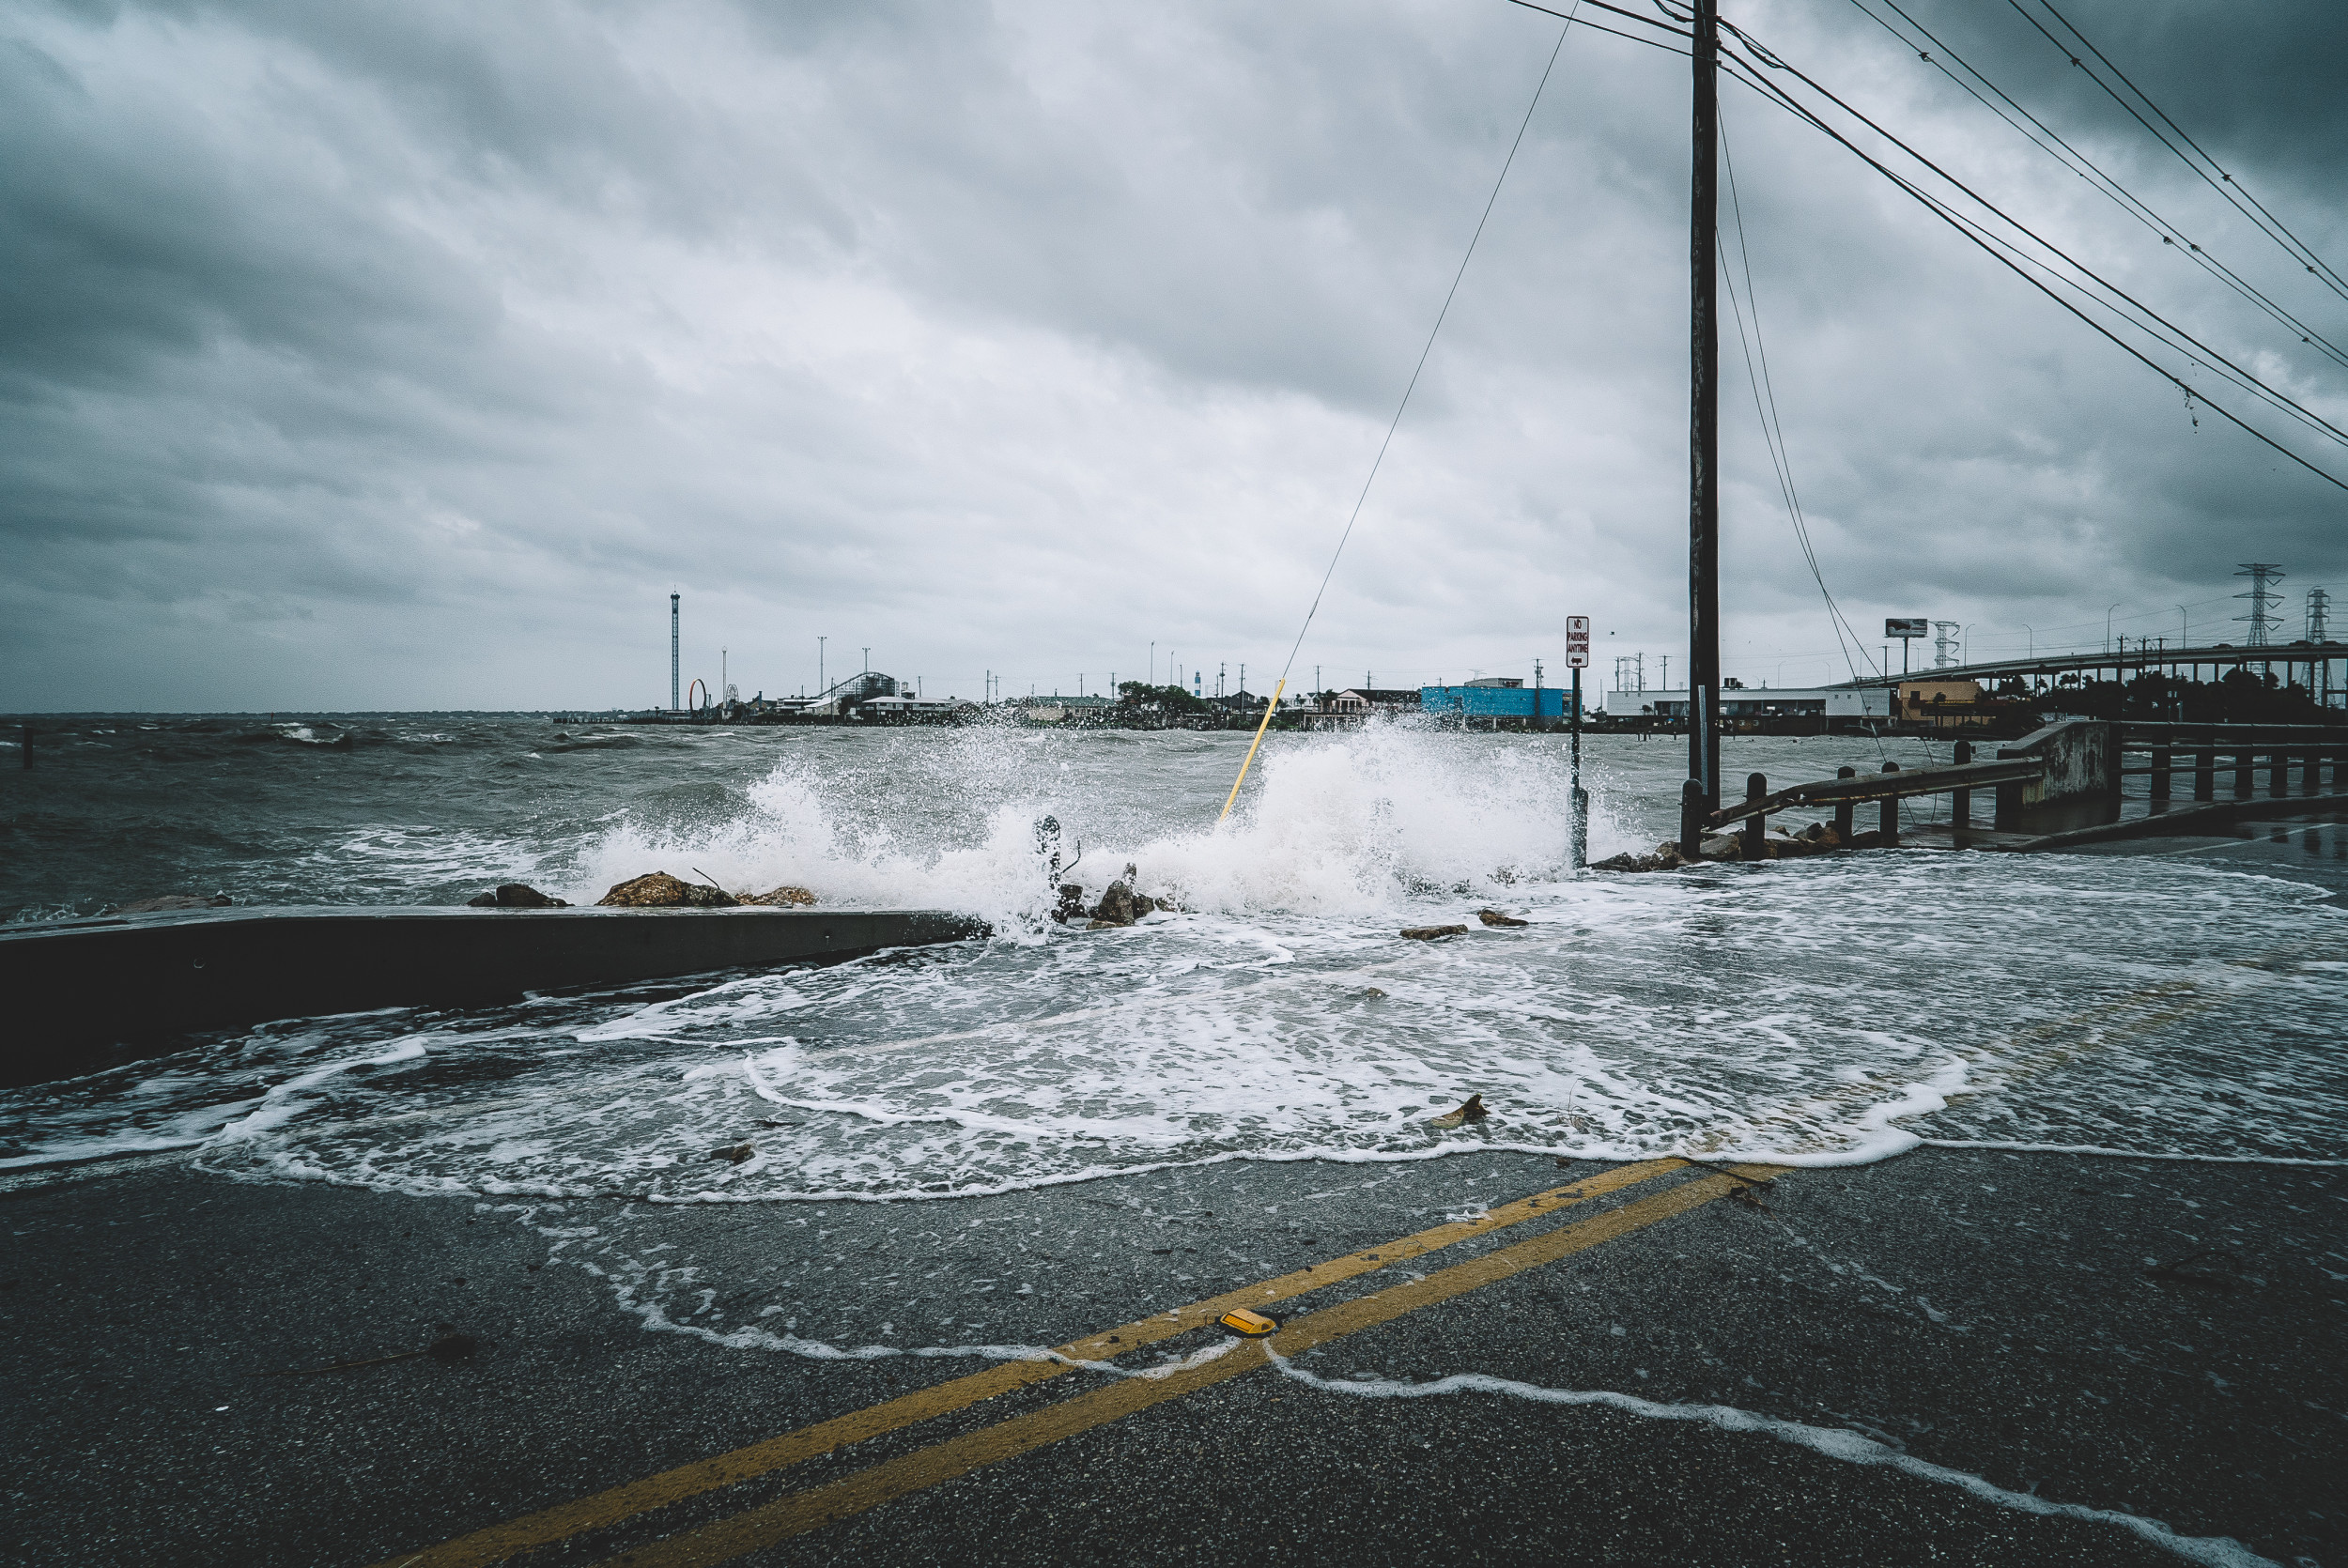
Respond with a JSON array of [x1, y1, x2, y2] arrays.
[[3, 0, 2342, 709]]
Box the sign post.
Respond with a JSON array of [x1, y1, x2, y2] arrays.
[[1568, 616, 1591, 869], [1885, 617, 1927, 678]]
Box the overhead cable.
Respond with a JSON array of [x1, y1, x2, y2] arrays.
[[1711, 48, 2348, 496], [1846, 0, 2348, 372], [2008, 0, 2348, 303], [1711, 18, 2348, 458]]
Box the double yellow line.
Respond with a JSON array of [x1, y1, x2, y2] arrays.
[[378, 1158, 1780, 1568]]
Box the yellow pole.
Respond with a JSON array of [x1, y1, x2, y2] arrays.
[[1217, 678, 1287, 824]]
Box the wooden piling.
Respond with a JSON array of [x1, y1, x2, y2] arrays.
[[2234, 749, 2253, 798], [2149, 742, 2170, 804], [1834, 765, 1855, 839], [1952, 740, 1972, 827], [1879, 761, 1900, 841], [1742, 773, 1767, 858], [2269, 747, 2289, 798], [2193, 743, 2215, 802]]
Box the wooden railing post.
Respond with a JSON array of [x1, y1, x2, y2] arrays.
[[1743, 773, 1767, 858], [1680, 778, 1706, 861], [2303, 746, 2321, 794], [2234, 747, 2253, 798], [1833, 766, 1855, 840], [2269, 745, 2289, 797], [2193, 739, 2215, 801], [2150, 739, 2170, 804], [1952, 739, 1972, 827], [1879, 761, 1900, 841]]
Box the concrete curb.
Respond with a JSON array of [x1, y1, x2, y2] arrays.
[[0, 905, 989, 1085]]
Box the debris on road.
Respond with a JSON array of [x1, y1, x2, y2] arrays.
[[1429, 1094, 1489, 1128]]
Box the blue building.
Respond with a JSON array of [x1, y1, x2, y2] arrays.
[[1419, 679, 1572, 720]]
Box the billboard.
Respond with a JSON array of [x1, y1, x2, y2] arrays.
[[1566, 615, 1590, 669], [1885, 618, 1928, 638]]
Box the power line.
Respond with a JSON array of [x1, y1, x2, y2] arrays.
[[1707, 31, 2348, 494], [1503, 0, 1687, 56], [2009, 0, 2348, 302], [1715, 112, 1880, 683], [1273, 8, 1583, 695], [1845, 0, 2348, 372], [1711, 17, 2348, 459]]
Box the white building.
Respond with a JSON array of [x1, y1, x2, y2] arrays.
[[1602, 687, 1890, 719]]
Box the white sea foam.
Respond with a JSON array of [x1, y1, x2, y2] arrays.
[[1265, 1351, 2277, 1568], [5, 727, 2343, 1200]]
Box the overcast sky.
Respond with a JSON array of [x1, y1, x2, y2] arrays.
[[4, 0, 2342, 711]]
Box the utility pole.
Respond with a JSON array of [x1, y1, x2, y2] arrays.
[[1685, 0, 1722, 848], [818, 636, 826, 696], [670, 592, 680, 712]]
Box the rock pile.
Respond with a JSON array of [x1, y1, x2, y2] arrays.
[[465, 884, 568, 908], [1400, 924, 1470, 941], [595, 872, 738, 908], [1087, 878, 1156, 929], [1591, 822, 1895, 873], [748, 885, 817, 907], [1068, 863, 1182, 928]]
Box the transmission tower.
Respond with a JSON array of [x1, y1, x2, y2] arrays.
[[2233, 563, 2285, 647], [2309, 587, 2331, 642], [1931, 621, 1961, 669]]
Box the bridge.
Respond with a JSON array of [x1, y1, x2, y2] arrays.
[[1831, 639, 2347, 693]]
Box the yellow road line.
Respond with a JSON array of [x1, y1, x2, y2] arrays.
[[373, 1157, 1691, 1568], [598, 1165, 1785, 1567]]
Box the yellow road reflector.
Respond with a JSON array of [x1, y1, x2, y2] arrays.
[[1217, 1308, 1279, 1337]]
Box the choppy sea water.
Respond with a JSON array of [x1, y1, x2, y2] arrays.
[[2, 715, 2342, 1191]]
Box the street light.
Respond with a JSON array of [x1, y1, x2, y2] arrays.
[[2107, 604, 2121, 653], [2022, 625, 2032, 659], [2177, 606, 2188, 648]]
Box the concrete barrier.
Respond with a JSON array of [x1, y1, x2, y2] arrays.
[[0, 905, 988, 1086], [1995, 719, 2118, 830]]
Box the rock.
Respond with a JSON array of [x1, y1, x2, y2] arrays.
[[425, 1331, 479, 1364], [1399, 924, 1469, 941], [1362, 987, 1387, 999], [475, 884, 566, 908], [1476, 909, 1529, 928], [1591, 842, 1687, 874], [1085, 918, 1127, 931], [597, 872, 739, 908], [110, 894, 233, 915], [710, 1143, 754, 1165], [748, 885, 817, 907], [1089, 880, 1140, 927], [1429, 1094, 1489, 1128], [1053, 884, 1088, 924], [466, 892, 499, 907]]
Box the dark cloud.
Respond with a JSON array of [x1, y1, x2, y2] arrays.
[[1, 0, 2341, 711]]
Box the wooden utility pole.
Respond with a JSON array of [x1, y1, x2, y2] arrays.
[[1688, 0, 1722, 817]]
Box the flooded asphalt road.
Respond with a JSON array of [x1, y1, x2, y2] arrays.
[[6, 1138, 2340, 1568]]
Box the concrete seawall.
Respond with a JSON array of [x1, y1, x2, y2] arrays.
[[0, 904, 988, 1086]]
